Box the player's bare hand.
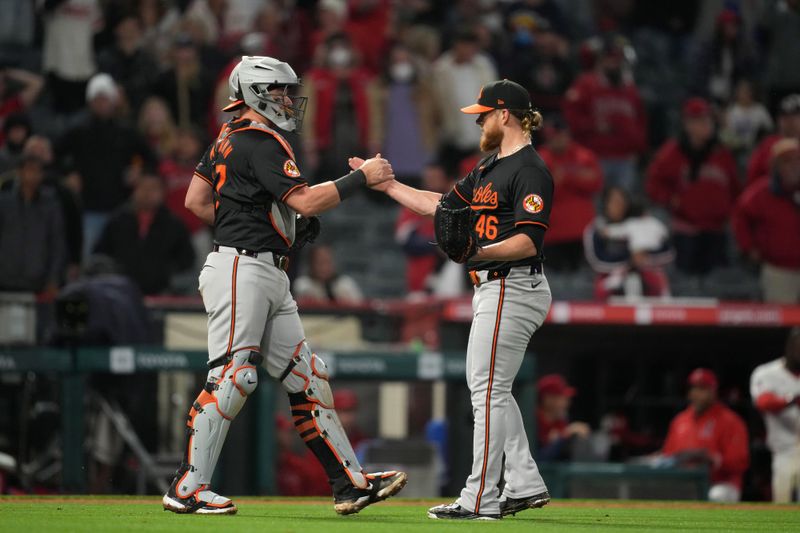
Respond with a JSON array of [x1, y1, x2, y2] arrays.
[[348, 157, 365, 171], [357, 153, 395, 186]]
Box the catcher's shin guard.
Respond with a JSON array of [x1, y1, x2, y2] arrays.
[[173, 349, 262, 498], [281, 342, 368, 489]]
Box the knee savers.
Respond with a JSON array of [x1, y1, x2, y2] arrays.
[[212, 350, 262, 418], [281, 342, 367, 488]]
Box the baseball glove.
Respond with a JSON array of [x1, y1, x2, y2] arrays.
[[434, 202, 478, 264], [291, 214, 321, 252]]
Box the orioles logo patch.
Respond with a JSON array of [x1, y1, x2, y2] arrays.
[[283, 159, 301, 178], [523, 194, 544, 214]]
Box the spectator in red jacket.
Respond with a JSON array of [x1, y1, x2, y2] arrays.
[[536, 374, 590, 461], [646, 97, 739, 275], [563, 35, 647, 192], [747, 94, 800, 185], [395, 163, 450, 295], [661, 369, 750, 503], [732, 138, 800, 303], [537, 115, 603, 271], [303, 33, 376, 181]]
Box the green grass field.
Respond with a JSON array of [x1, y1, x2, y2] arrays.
[[1, 497, 799, 533]]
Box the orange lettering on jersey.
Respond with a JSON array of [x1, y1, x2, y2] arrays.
[[217, 138, 233, 159], [472, 182, 498, 210]]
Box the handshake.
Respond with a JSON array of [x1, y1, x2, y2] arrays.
[[348, 154, 395, 191]]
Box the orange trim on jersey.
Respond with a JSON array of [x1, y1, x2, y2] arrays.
[[193, 171, 213, 186], [470, 205, 498, 211], [281, 182, 308, 202], [452, 186, 471, 205], [225, 257, 240, 357], [474, 278, 505, 514], [234, 126, 296, 160], [268, 212, 292, 247], [515, 220, 549, 229]]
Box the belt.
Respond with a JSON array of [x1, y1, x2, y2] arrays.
[[469, 263, 542, 287], [213, 244, 290, 271]]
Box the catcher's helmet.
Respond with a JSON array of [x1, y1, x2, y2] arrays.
[[223, 56, 307, 132]]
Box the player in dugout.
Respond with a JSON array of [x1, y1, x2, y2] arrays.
[[660, 368, 750, 502]]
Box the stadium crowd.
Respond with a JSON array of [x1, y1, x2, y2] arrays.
[[0, 0, 799, 303]]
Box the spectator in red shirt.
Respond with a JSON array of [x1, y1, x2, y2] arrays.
[[562, 34, 647, 193], [661, 369, 750, 503], [536, 374, 590, 461], [0, 67, 43, 147], [158, 127, 212, 270], [747, 94, 800, 185], [538, 115, 603, 271], [732, 138, 800, 304], [333, 389, 368, 451], [646, 97, 739, 276], [276, 414, 330, 496], [395, 163, 450, 295]]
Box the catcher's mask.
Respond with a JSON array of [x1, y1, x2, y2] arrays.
[[223, 56, 308, 132]]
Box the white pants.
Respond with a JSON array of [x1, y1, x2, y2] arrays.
[[456, 269, 552, 515], [199, 249, 305, 377], [772, 445, 800, 503]]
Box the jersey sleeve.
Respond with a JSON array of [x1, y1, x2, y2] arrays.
[[250, 137, 309, 202], [442, 170, 477, 208], [511, 165, 554, 230], [194, 146, 214, 186]]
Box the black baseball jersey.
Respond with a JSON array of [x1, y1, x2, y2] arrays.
[[443, 145, 554, 271], [195, 118, 307, 252]]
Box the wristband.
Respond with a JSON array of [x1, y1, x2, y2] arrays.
[[333, 169, 366, 200]]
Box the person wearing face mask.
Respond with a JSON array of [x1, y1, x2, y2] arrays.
[[303, 33, 377, 182], [371, 43, 437, 188], [732, 138, 800, 304], [562, 34, 647, 193]]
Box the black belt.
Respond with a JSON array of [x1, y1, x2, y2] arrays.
[[212, 244, 290, 271], [469, 263, 542, 287]]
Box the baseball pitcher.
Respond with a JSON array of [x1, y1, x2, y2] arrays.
[[360, 79, 554, 519], [162, 56, 406, 515]]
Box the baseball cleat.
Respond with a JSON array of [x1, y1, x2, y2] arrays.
[[427, 502, 500, 521], [500, 490, 551, 517], [333, 471, 408, 515], [162, 467, 237, 515]]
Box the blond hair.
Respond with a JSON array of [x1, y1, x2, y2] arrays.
[[510, 109, 543, 138]]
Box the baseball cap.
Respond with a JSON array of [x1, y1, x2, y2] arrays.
[[334, 389, 358, 410], [682, 97, 712, 118], [771, 137, 800, 161], [687, 368, 718, 390], [86, 73, 119, 104], [537, 374, 576, 397], [779, 94, 800, 116], [461, 79, 532, 114]]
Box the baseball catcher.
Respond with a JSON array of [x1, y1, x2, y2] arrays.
[[161, 56, 406, 515]]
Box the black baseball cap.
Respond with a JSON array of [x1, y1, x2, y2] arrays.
[[461, 79, 531, 114]]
